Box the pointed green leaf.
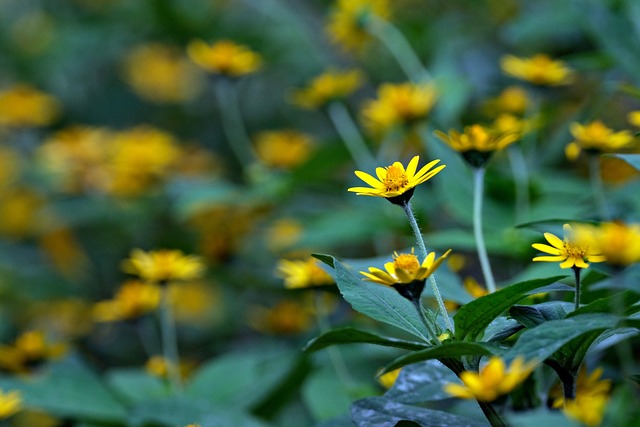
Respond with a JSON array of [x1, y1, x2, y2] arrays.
[[384, 359, 461, 403], [570, 290, 640, 317], [510, 301, 573, 328], [304, 327, 428, 353], [313, 253, 336, 268], [381, 342, 498, 374]]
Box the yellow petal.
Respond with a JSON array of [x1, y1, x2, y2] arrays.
[[532, 243, 562, 255], [354, 170, 383, 188], [544, 232, 565, 250]]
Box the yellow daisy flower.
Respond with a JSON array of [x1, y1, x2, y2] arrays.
[[532, 224, 606, 269], [565, 121, 634, 161], [500, 54, 573, 86], [187, 39, 262, 77], [0, 331, 66, 373], [628, 110, 640, 127], [326, 0, 391, 52], [551, 366, 611, 427], [434, 124, 519, 167], [361, 249, 451, 286], [253, 130, 315, 169], [573, 221, 640, 267], [92, 280, 162, 322], [463, 276, 489, 299], [0, 84, 60, 128], [121, 249, 205, 284], [483, 86, 530, 117], [290, 69, 363, 110], [277, 257, 334, 289], [0, 389, 21, 420]]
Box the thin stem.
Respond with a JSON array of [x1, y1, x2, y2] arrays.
[[588, 154, 611, 220], [160, 287, 182, 393], [573, 267, 582, 311], [327, 101, 375, 169], [507, 145, 530, 224], [215, 78, 256, 166], [473, 167, 497, 293], [477, 400, 509, 427], [411, 299, 441, 345]]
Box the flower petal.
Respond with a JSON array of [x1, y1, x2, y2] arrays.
[[354, 170, 383, 188], [532, 243, 562, 255], [543, 232, 565, 250]]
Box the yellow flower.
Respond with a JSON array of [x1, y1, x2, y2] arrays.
[[564, 393, 609, 427], [491, 114, 535, 138], [0, 389, 21, 420], [434, 124, 519, 167], [291, 69, 363, 110], [145, 355, 195, 380], [347, 155, 445, 204], [573, 221, 640, 267], [362, 82, 438, 135], [247, 299, 315, 335], [253, 130, 314, 169], [0, 84, 60, 127], [444, 356, 536, 401], [483, 86, 530, 116], [551, 366, 612, 409], [265, 219, 303, 253], [361, 249, 451, 286], [550, 366, 611, 427], [0, 331, 66, 373], [628, 110, 640, 127], [532, 224, 606, 269], [565, 121, 634, 161], [463, 276, 489, 299], [168, 281, 221, 325], [326, 0, 391, 52], [122, 249, 205, 284], [378, 368, 401, 389], [0, 146, 21, 190], [0, 188, 44, 239], [277, 257, 334, 289], [187, 39, 262, 77], [92, 281, 162, 322], [123, 43, 203, 103], [500, 54, 573, 86]]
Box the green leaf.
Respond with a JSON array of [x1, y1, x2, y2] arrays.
[[384, 359, 461, 404], [570, 290, 640, 317], [483, 317, 524, 342], [302, 369, 355, 421], [304, 327, 428, 353], [381, 342, 498, 374], [506, 408, 575, 427], [454, 276, 566, 341], [312, 253, 335, 268], [105, 368, 170, 404], [510, 301, 573, 328]]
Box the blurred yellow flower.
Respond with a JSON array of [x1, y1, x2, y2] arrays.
[[628, 110, 640, 127], [565, 121, 634, 161], [247, 299, 315, 335], [532, 224, 605, 269], [463, 276, 489, 299], [290, 69, 363, 110], [254, 130, 314, 169], [92, 281, 161, 322], [483, 86, 530, 116], [277, 257, 334, 289], [0, 389, 21, 420], [0, 188, 44, 239], [39, 227, 89, 280], [121, 249, 205, 284], [444, 356, 536, 401], [326, 0, 391, 52], [123, 43, 204, 103], [378, 368, 401, 389], [0, 330, 66, 373], [145, 355, 196, 380], [25, 299, 92, 339], [500, 54, 573, 86], [491, 114, 535, 138], [362, 82, 437, 135], [187, 39, 262, 77], [168, 281, 221, 325], [435, 124, 519, 167], [551, 366, 611, 427], [265, 219, 303, 253], [361, 249, 450, 286], [0, 84, 60, 127], [573, 221, 640, 266]]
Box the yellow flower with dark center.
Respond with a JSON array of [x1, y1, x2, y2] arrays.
[[0, 84, 60, 127], [565, 121, 634, 161], [253, 130, 314, 169], [291, 69, 363, 110], [361, 249, 451, 286], [0, 331, 66, 373], [326, 0, 391, 52], [122, 249, 205, 284], [444, 356, 536, 401], [362, 82, 438, 135], [348, 155, 445, 203], [550, 366, 611, 427], [573, 221, 640, 266], [500, 54, 573, 86], [277, 257, 334, 289], [92, 281, 162, 322], [187, 39, 262, 77], [0, 389, 21, 420], [532, 224, 606, 269], [483, 86, 530, 116], [434, 124, 519, 167]]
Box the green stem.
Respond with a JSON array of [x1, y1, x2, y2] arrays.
[[588, 154, 611, 220], [327, 101, 376, 169], [573, 267, 582, 311], [507, 145, 530, 224], [160, 287, 182, 393], [473, 167, 497, 293], [215, 78, 256, 166], [478, 400, 509, 427], [411, 299, 441, 345]]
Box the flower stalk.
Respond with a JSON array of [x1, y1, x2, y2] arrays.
[[507, 145, 530, 223], [159, 287, 182, 393], [588, 154, 611, 220], [327, 101, 375, 169], [473, 167, 497, 293], [215, 78, 256, 166], [572, 266, 582, 311]]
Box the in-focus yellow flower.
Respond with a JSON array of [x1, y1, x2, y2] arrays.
[[92, 281, 162, 322], [277, 257, 334, 289], [291, 69, 363, 110], [362, 82, 437, 135], [573, 221, 640, 267], [326, 0, 391, 52], [628, 110, 640, 127], [187, 39, 262, 77], [348, 155, 445, 204], [463, 276, 489, 299], [435, 124, 519, 167], [444, 356, 536, 401], [123, 43, 203, 103], [247, 299, 315, 335], [0, 84, 60, 127], [550, 366, 611, 427], [500, 54, 573, 86], [0, 389, 21, 420], [565, 121, 634, 161], [483, 86, 530, 116], [0, 331, 66, 373], [254, 130, 314, 169], [361, 249, 451, 286], [378, 368, 401, 389], [532, 224, 606, 269], [122, 249, 205, 284]]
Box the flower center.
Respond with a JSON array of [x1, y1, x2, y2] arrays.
[[383, 165, 408, 192], [563, 243, 588, 260], [394, 253, 420, 274]]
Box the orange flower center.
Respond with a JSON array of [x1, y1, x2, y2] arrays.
[[383, 165, 408, 192], [563, 243, 588, 260], [394, 253, 420, 274]]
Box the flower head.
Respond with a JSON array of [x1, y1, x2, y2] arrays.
[[326, 0, 391, 52], [122, 249, 205, 284], [277, 257, 334, 289], [0, 331, 66, 373], [444, 356, 536, 402], [565, 121, 634, 161], [253, 130, 314, 169], [500, 54, 573, 86], [248, 299, 315, 335], [434, 125, 519, 167], [573, 221, 640, 267], [0, 389, 21, 420], [187, 39, 262, 77], [348, 155, 445, 205], [628, 110, 640, 127], [0, 84, 60, 127], [361, 249, 451, 286], [551, 366, 611, 427], [483, 86, 530, 117], [290, 69, 363, 110], [532, 224, 606, 269], [92, 280, 161, 322]]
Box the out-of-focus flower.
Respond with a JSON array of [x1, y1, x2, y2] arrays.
[[628, 110, 640, 127], [326, 0, 391, 52], [247, 299, 315, 335], [277, 257, 334, 289], [362, 82, 437, 135], [378, 368, 401, 389], [434, 124, 519, 168], [39, 227, 89, 280], [500, 54, 573, 86], [0, 188, 44, 239], [253, 130, 314, 169], [265, 219, 303, 253], [463, 276, 489, 298], [123, 43, 204, 103], [187, 39, 261, 77], [348, 155, 445, 205], [532, 224, 605, 269], [0, 146, 21, 190], [25, 299, 92, 339], [551, 366, 611, 427], [145, 355, 196, 380], [444, 356, 536, 401], [92, 281, 161, 322], [121, 249, 205, 284], [491, 114, 535, 138], [565, 121, 634, 161], [483, 86, 530, 116], [360, 249, 450, 286], [446, 253, 466, 273], [174, 144, 221, 177], [0, 84, 60, 127], [168, 281, 221, 325], [290, 69, 363, 110], [599, 154, 640, 185], [0, 389, 21, 419], [573, 222, 640, 267], [0, 331, 66, 373]]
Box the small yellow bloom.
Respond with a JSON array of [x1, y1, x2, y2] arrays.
[[550, 366, 611, 427], [0, 84, 60, 127], [348, 155, 445, 203], [277, 257, 334, 289], [491, 114, 535, 138], [628, 110, 640, 127], [565, 121, 634, 161], [253, 130, 314, 169], [0, 331, 66, 373], [463, 276, 489, 299], [326, 0, 391, 52], [122, 249, 205, 284], [362, 82, 437, 135], [247, 299, 315, 335], [291, 69, 363, 110], [187, 39, 262, 77], [435, 125, 518, 168], [361, 249, 451, 286], [483, 86, 530, 116], [168, 281, 221, 325], [145, 355, 195, 380], [0, 188, 44, 239], [378, 368, 401, 389], [92, 281, 162, 322], [444, 356, 536, 402], [0, 389, 21, 419], [265, 219, 303, 253], [532, 224, 606, 269], [500, 54, 573, 86], [573, 221, 640, 267]]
